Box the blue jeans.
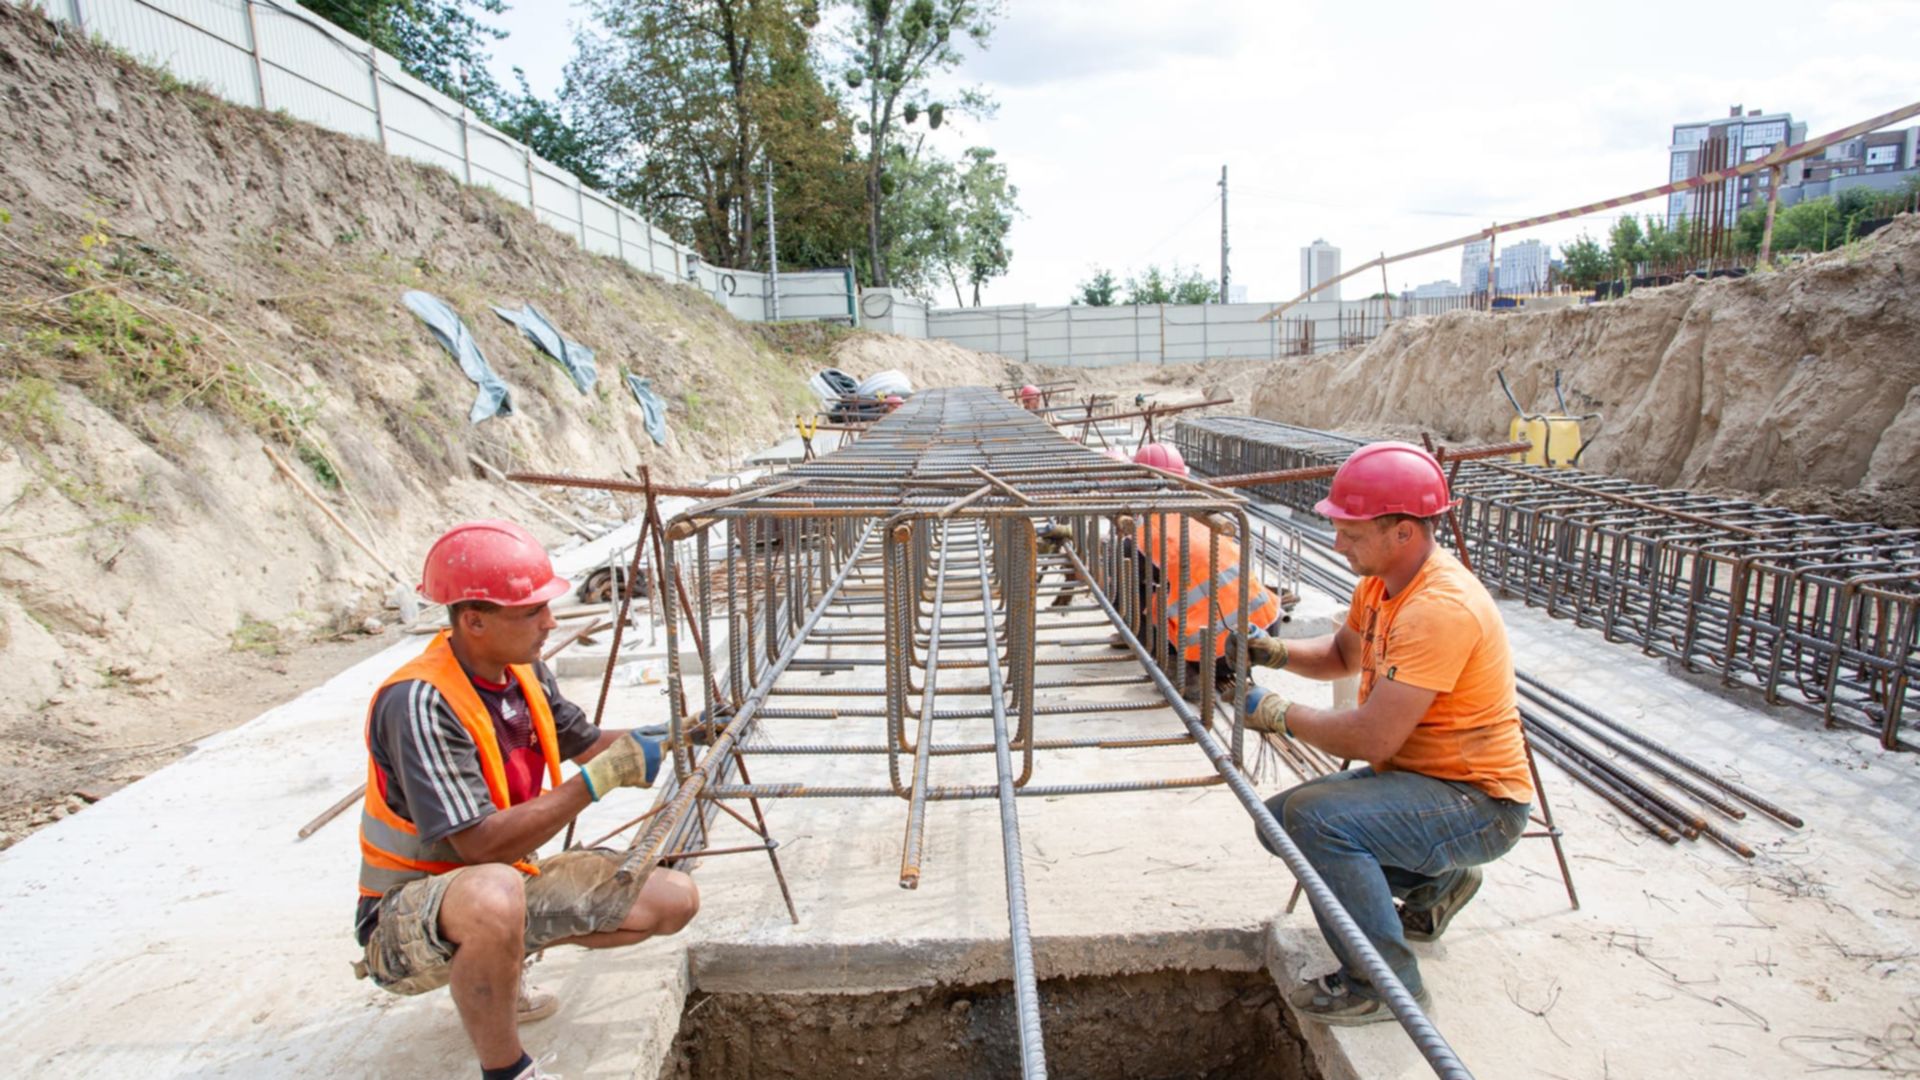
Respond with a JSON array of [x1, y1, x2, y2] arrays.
[[1259, 767, 1530, 998]]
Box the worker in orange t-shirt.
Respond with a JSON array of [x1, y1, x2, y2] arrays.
[[1228, 442, 1533, 1027]]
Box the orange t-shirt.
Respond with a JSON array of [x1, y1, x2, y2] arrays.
[[1344, 548, 1533, 803]]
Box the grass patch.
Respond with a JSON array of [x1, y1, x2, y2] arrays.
[[2, 225, 325, 461], [0, 376, 64, 443], [229, 616, 287, 655]]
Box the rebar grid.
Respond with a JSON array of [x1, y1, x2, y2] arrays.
[[1175, 416, 1920, 750], [629, 389, 1470, 1080]]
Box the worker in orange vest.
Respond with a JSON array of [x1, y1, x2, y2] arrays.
[[351, 520, 701, 1080], [1125, 442, 1283, 697], [1230, 443, 1532, 1026]]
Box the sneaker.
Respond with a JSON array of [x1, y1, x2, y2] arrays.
[[1288, 971, 1429, 1027], [517, 983, 559, 1025], [1401, 867, 1483, 943], [510, 1056, 562, 1079]]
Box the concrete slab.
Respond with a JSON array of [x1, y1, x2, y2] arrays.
[[5, 529, 1919, 1079]]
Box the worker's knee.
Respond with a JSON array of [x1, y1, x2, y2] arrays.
[[441, 864, 527, 947], [643, 869, 700, 935], [1256, 790, 1290, 857]]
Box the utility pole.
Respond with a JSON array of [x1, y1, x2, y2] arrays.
[[1218, 164, 1230, 304], [766, 156, 781, 321]]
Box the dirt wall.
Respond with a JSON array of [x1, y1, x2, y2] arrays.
[[1248, 221, 1920, 524], [0, 4, 1005, 823]]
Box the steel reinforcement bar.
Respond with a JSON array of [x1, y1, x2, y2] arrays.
[[1174, 415, 1920, 750], [636, 388, 1472, 1080]]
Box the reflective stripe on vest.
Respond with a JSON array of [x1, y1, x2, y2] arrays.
[[357, 632, 564, 898], [1136, 515, 1282, 662]]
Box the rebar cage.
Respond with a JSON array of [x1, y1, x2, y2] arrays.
[[1175, 415, 1920, 750], [605, 389, 1468, 1079]]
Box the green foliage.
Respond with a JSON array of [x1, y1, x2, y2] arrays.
[[1558, 233, 1608, 289], [3, 228, 321, 458], [299, 0, 508, 111], [877, 144, 1015, 304], [490, 68, 607, 188], [0, 376, 65, 443], [1123, 264, 1217, 305], [836, 0, 1002, 286], [1641, 215, 1687, 267], [1073, 268, 1118, 306], [296, 441, 341, 490], [1605, 216, 1645, 271], [568, 0, 861, 271], [229, 616, 288, 655], [1732, 183, 1911, 257]]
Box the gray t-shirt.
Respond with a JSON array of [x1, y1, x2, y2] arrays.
[[355, 660, 599, 943]]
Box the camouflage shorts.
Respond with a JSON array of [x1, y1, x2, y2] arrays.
[[359, 848, 645, 996]]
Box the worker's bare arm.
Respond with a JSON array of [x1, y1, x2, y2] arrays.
[[571, 728, 625, 763], [1276, 625, 1364, 681], [444, 727, 648, 864], [1284, 677, 1435, 763], [445, 779, 593, 866]]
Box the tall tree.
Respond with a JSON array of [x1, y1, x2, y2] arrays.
[[491, 69, 608, 187], [838, 0, 1000, 287], [299, 0, 508, 110], [1558, 233, 1607, 289], [1606, 216, 1646, 276], [569, 0, 849, 270]]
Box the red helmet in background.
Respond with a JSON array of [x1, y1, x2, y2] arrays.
[[1018, 384, 1041, 404], [885, 394, 904, 410], [1314, 442, 1457, 521], [419, 520, 572, 606], [1132, 443, 1188, 476]]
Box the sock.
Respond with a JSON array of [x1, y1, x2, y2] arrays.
[[482, 1052, 532, 1080]]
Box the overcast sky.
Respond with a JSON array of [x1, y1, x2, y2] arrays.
[[488, 0, 1920, 308]]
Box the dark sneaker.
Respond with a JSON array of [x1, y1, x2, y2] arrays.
[[1401, 867, 1483, 943], [1287, 971, 1429, 1027]]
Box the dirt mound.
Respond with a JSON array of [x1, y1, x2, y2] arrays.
[[0, 6, 1003, 832], [1248, 221, 1920, 524]]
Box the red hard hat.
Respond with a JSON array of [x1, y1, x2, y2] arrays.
[[1019, 384, 1040, 401], [1315, 442, 1458, 521], [419, 519, 572, 606], [885, 394, 904, 408], [1133, 443, 1188, 476]]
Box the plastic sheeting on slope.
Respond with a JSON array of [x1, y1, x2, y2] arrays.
[[403, 290, 512, 423], [624, 374, 669, 446], [492, 302, 597, 394]]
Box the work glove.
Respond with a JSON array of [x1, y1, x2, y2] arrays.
[[1242, 686, 1294, 737], [580, 732, 664, 801], [1036, 523, 1074, 548], [1225, 629, 1290, 670], [639, 706, 734, 747]]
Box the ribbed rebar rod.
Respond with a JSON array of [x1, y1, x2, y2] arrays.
[[1058, 542, 1473, 1080]]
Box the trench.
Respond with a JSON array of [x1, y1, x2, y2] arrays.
[[664, 967, 1320, 1080]]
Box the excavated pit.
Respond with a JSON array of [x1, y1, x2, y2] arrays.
[[664, 967, 1318, 1080]]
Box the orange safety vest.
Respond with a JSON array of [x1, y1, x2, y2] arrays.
[[1133, 514, 1283, 662], [357, 632, 564, 899]]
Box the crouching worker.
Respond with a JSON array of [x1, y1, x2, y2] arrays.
[[1128, 442, 1283, 699], [352, 520, 700, 1080], [1230, 443, 1531, 1025]]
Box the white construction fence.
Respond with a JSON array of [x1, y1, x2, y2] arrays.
[[45, 0, 854, 322]]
